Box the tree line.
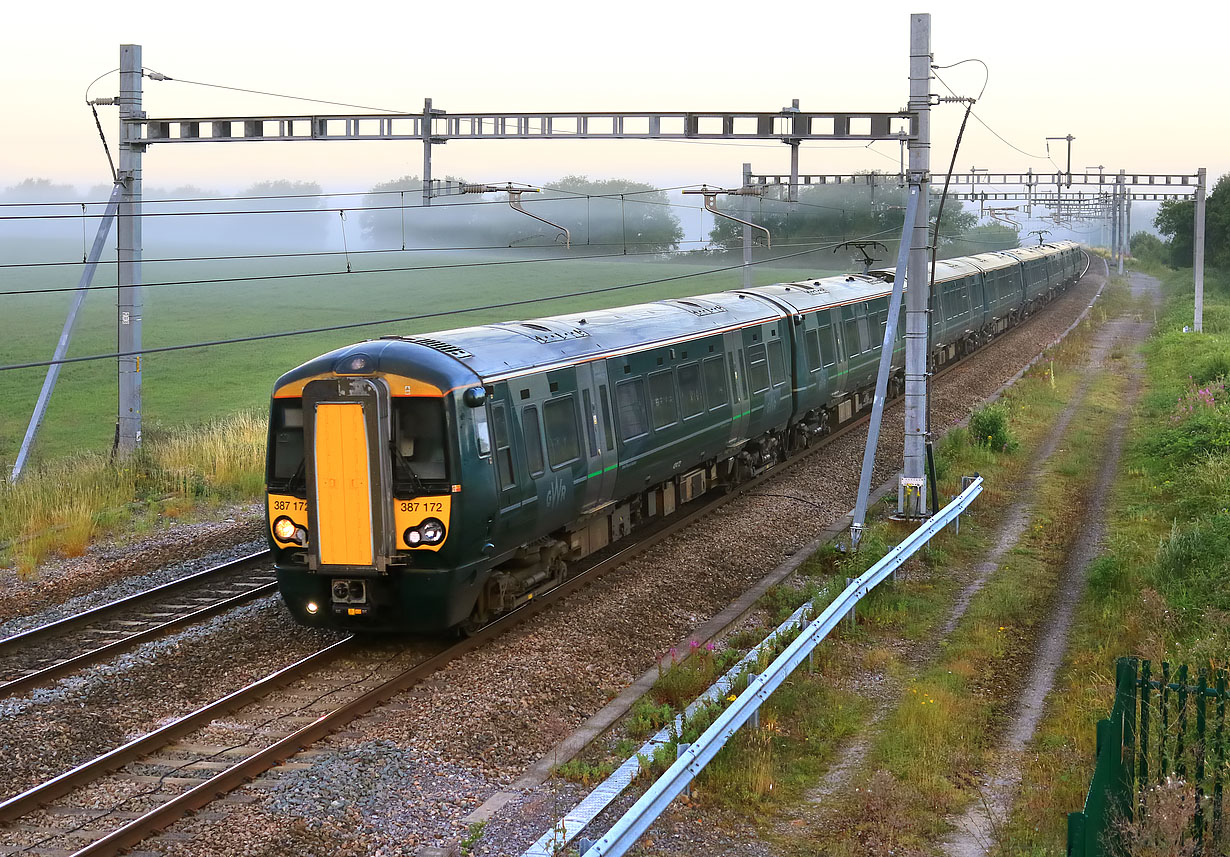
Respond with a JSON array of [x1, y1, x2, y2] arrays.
[[3, 174, 1019, 262], [1135, 173, 1229, 269]]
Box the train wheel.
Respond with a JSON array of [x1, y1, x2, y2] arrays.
[[458, 607, 491, 638]]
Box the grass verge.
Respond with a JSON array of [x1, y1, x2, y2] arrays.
[[1002, 264, 1230, 855], [0, 411, 266, 575]]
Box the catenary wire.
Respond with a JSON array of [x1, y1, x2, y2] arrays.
[[931, 69, 1051, 163], [0, 184, 889, 221], [0, 183, 707, 209], [0, 230, 905, 373], [0, 232, 890, 298], [144, 68, 408, 114]]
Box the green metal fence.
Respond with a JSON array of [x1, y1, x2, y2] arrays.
[[1069, 657, 1230, 856]]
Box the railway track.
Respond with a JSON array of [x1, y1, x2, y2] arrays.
[[0, 552, 275, 700], [0, 256, 1097, 856], [0, 464, 785, 856], [0, 416, 881, 856]]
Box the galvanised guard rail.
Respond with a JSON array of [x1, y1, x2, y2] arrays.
[[571, 475, 984, 856], [522, 583, 820, 856]]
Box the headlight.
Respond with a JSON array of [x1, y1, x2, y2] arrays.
[[405, 528, 423, 546], [273, 516, 297, 541], [420, 518, 446, 544]]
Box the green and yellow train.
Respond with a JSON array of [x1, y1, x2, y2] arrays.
[[266, 241, 1084, 632]]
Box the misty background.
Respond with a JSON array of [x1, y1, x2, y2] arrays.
[[0, 173, 1128, 279]]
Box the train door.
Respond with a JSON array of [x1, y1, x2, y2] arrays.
[[724, 330, 750, 442], [302, 376, 393, 573], [827, 308, 850, 397], [576, 362, 618, 510], [489, 389, 533, 548]]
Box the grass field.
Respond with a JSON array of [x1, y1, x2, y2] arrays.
[[0, 235, 842, 467]]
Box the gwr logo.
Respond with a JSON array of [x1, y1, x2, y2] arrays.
[[544, 475, 569, 509]]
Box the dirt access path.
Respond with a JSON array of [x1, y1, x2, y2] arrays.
[[941, 269, 1160, 856]]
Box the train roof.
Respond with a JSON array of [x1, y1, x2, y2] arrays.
[[407, 290, 784, 383], [736, 273, 892, 314], [871, 256, 983, 285], [1001, 245, 1052, 263], [277, 243, 1086, 394], [964, 251, 1021, 272]]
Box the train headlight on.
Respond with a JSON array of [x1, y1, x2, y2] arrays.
[[420, 518, 446, 544], [306, 601, 319, 615], [273, 516, 297, 542], [274, 516, 308, 545], [405, 528, 423, 546]]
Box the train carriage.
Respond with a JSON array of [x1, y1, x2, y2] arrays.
[[268, 292, 806, 631], [267, 241, 1084, 633]]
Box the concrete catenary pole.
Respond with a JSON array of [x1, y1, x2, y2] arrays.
[[742, 162, 753, 289], [1110, 179, 1119, 268], [117, 44, 144, 455], [1125, 190, 1132, 256], [422, 98, 433, 207], [1117, 170, 1126, 275], [900, 12, 931, 517], [1195, 166, 1206, 332], [787, 99, 801, 204]]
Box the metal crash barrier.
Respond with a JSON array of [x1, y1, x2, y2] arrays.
[[525, 475, 984, 856]]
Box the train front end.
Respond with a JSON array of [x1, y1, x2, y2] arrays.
[[264, 339, 493, 633]]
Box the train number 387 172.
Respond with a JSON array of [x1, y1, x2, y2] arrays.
[[400, 501, 444, 513], [273, 500, 307, 511]]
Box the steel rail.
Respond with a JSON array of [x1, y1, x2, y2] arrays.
[[0, 581, 278, 699], [0, 635, 357, 824], [7, 425, 858, 855], [0, 552, 275, 699], [0, 549, 270, 650]]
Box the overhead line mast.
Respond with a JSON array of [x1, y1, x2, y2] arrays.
[[48, 51, 918, 468], [116, 44, 143, 455]]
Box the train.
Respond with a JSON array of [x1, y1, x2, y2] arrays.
[[265, 241, 1084, 632]]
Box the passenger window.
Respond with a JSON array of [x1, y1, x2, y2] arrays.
[[703, 355, 727, 409], [491, 403, 515, 489], [544, 397, 580, 469], [819, 325, 837, 366], [649, 370, 679, 429], [521, 407, 545, 476], [805, 329, 822, 372], [599, 384, 615, 450], [582, 389, 598, 456], [678, 363, 704, 418], [868, 298, 888, 348], [747, 343, 769, 393], [843, 309, 862, 357], [616, 377, 649, 440], [767, 340, 786, 387]]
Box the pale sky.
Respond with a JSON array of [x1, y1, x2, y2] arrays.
[[2, 0, 1226, 197]]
